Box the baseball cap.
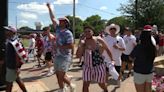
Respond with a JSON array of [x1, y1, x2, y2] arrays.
[[143, 25, 152, 31], [58, 17, 70, 24], [4, 26, 17, 33]]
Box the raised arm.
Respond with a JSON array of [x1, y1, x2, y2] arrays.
[[46, 3, 57, 28]]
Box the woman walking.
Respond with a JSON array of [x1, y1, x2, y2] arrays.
[[130, 25, 157, 92], [76, 26, 114, 92]]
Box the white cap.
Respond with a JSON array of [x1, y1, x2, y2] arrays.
[[4, 26, 17, 33]]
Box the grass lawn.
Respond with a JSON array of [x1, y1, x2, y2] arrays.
[[21, 39, 29, 47], [21, 39, 80, 48]]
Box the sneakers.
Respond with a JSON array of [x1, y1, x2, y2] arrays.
[[64, 83, 68, 91], [70, 83, 76, 92], [58, 88, 65, 92], [46, 70, 54, 77], [58, 83, 75, 92]]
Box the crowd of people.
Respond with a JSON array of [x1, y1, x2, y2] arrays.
[[2, 2, 164, 92]]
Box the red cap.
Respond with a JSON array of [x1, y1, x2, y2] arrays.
[[143, 25, 152, 31]]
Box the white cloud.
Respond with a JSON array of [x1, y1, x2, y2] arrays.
[[54, 0, 78, 5], [20, 12, 38, 20], [70, 14, 83, 19], [17, 2, 54, 14], [100, 6, 108, 10], [76, 15, 82, 19], [19, 20, 28, 24]]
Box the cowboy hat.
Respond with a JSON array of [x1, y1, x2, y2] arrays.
[[105, 24, 120, 34]]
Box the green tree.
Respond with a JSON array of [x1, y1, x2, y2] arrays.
[[119, 0, 164, 29], [66, 15, 83, 38], [84, 15, 107, 36], [19, 26, 34, 31], [107, 16, 132, 33]]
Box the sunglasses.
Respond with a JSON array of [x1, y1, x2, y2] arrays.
[[110, 28, 116, 30]]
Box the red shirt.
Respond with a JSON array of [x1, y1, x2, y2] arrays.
[[159, 36, 164, 46], [36, 38, 44, 50]]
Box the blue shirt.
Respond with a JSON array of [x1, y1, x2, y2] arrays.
[[56, 26, 74, 58]]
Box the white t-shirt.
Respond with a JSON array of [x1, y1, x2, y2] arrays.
[[29, 38, 36, 49], [151, 36, 156, 46], [103, 35, 126, 66], [123, 35, 136, 55]]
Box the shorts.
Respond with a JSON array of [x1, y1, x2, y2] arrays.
[[83, 64, 106, 83], [6, 68, 17, 82], [121, 54, 132, 63], [37, 53, 42, 58], [115, 66, 121, 74], [54, 56, 71, 72], [45, 52, 52, 61], [36, 49, 42, 58], [134, 72, 153, 84]]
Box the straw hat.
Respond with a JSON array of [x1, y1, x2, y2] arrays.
[[105, 24, 120, 34]]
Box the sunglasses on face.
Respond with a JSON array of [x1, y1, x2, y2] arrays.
[[110, 28, 116, 30]]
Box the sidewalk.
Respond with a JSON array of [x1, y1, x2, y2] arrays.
[[8, 56, 164, 92]]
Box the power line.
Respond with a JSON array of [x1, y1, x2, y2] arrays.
[[78, 3, 116, 15], [9, 1, 76, 5]]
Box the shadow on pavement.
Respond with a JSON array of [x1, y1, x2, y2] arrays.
[[107, 78, 118, 86], [74, 77, 82, 81], [22, 75, 44, 82], [111, 86, 119, 92], [68, 67, 82, 72], [45, 88, 59, 92]]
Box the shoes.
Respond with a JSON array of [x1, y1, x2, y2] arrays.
[[46, 70, 54, 77], [69, 83, 76, 92], [64, 83, 68, 91], [58, 88, 65, 92]]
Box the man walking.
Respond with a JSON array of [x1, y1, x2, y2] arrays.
[[121, 27, 137, 77], [103, 24, 126, 87], [47, 3, 75, 92], [4, 26, 27, 92]]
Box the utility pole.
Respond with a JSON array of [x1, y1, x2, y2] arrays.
[[73, 0, 76, 39], [135, 0, 138, 29], [16, 15, 18, 29]]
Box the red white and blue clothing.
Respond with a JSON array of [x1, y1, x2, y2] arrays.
[[82, 42, 106, 83]]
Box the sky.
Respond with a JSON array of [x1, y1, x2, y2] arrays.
[[9, 0, 128, 29]]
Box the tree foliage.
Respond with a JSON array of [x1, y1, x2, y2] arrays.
[[66, 15, 83, 38], [119, 0, 164, 30], [84, 15, 107, 36], [19, 26, 34, 31], [107, 16, 132, 33]]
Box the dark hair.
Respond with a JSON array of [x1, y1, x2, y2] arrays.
[[64, 20, 70, 28], [140, 31, 156, 60], [83, 26, 94, 31], [59, 19, 70, 29], [124, 27, 132, 32], [36, 33, 41, 38]]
